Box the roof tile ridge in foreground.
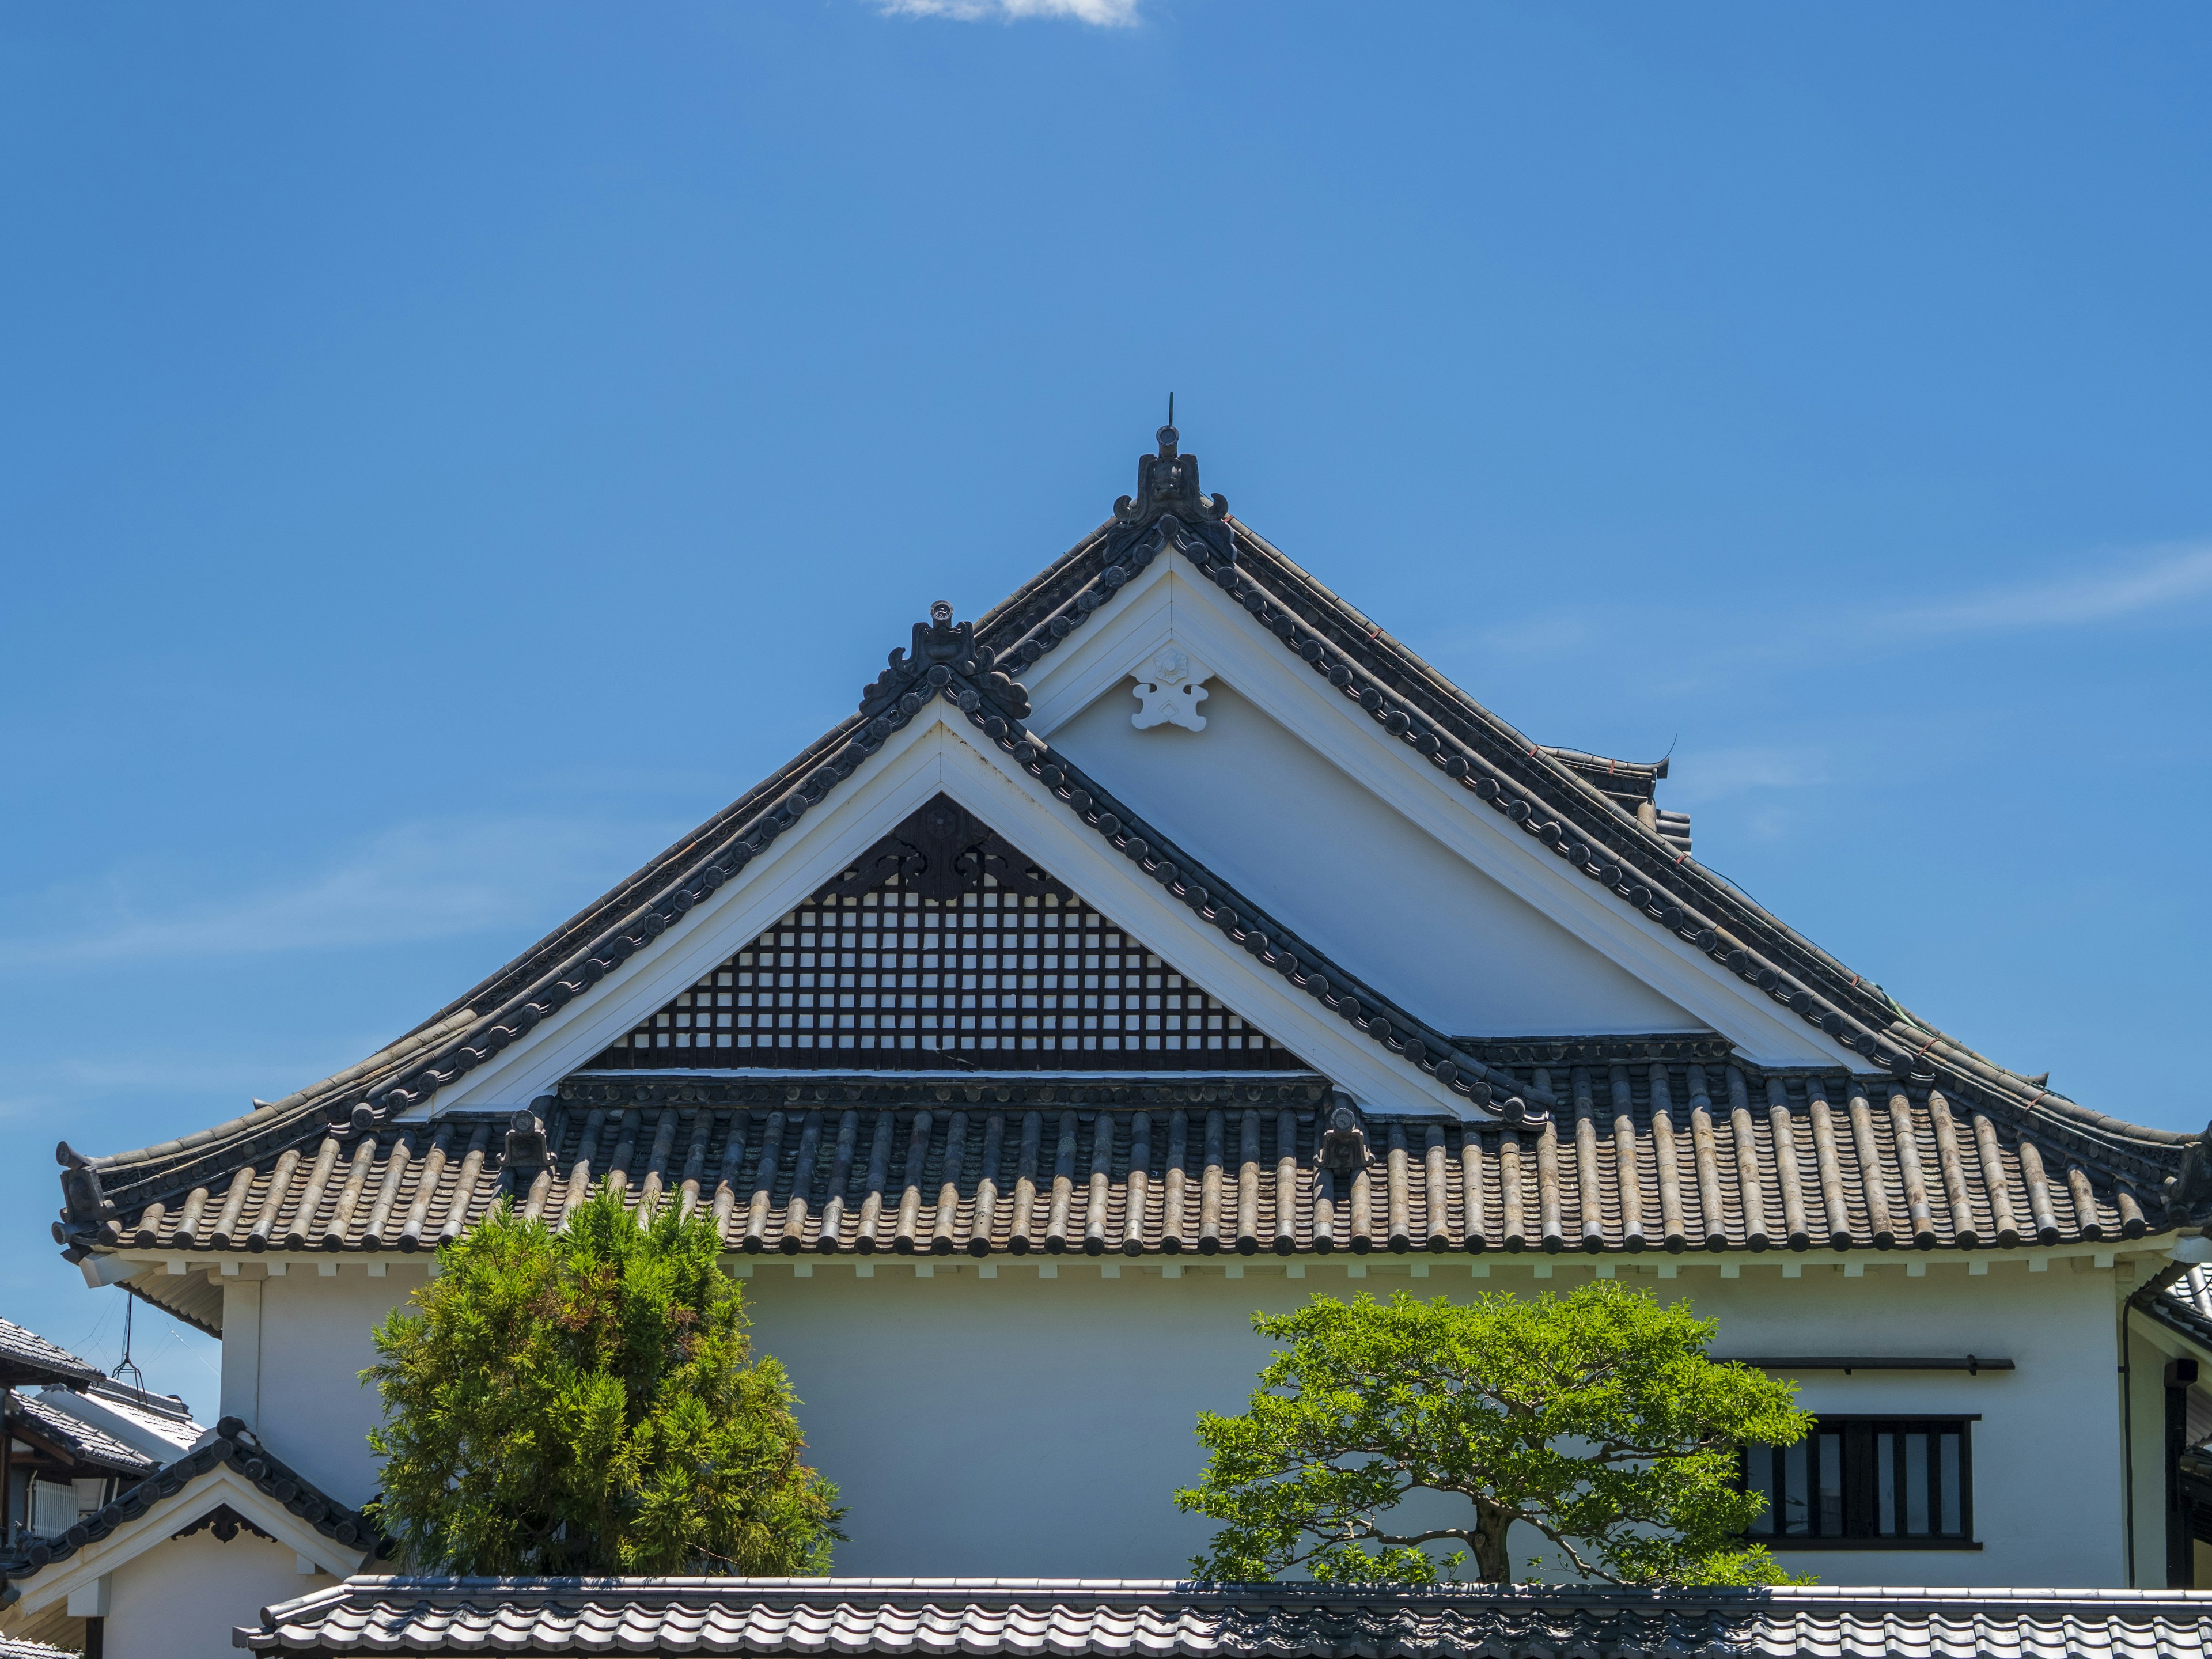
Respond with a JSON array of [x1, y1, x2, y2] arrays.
[[0, 1418, 386, 1593], [1214, 518, 2190, 1152], [265, 1577, 2212, 1608]]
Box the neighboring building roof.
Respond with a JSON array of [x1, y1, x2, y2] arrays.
[[0, 1637, 79, 1659], [0, 1418, 385, 1600], [2147, 1263, 2212, 1350], [108, 1058, 2152, 1271], [0, 1321, 99, 1392], [236, 1578, 2212, 1658], [4, 1391, 154, 1479], [53, 429, 2210, 1272], [34, 1378, 205, 1464]]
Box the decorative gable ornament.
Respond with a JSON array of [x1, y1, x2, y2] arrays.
[[1130, 644, 1211, 732]]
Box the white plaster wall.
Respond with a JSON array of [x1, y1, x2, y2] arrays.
[[105, 1527, 337, 1659], [218, 1256, 2127, 1588], [236, 1271, 421, 1508], [1053, 680, 1703, 1040], [737, 1257, 2126, 1586]]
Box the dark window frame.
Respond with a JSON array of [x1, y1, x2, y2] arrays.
[[1741, 1414, 1981, 1551]]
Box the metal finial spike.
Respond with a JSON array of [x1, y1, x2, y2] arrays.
[[1168, 392, 1173, 427]]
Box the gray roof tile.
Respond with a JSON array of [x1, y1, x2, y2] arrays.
[[6, 1391, 156, 1478], [236, 1579, 2212, 1658], [101, 1063, 2154, 1262], [0, 1318, 100, 1391]]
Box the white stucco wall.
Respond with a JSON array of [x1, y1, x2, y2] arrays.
[[1053, 679, 1703, 1040], [221, 1252, 2131, 1588], [230, 1268, 423, 1508], [104, 1527, 337, 1659]]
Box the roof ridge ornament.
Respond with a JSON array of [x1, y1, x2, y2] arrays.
[[1113, 420, 1228, 535]]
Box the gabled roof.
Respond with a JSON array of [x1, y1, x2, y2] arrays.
[[40, 1378, 206, 1463], [0, 1418, 385, 1604], [54, 427, 2209, 1263], [238, 1578, 2212, 1659], [4, 1392, 154, 1479], [0, 1320, 100, 1392]]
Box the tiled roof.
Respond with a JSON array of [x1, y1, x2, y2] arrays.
[[236, 1578, 2212, 1658], [0, 1638, 79, 1659], [103, 1060, 2155, 1262], [0, 1419, 386, 1598], [0, 1319, 100, 1391], [55, 429, 2209, 1266], [2148, 1264, 2212, 1349], [47, 1378, 207, 1461], [6, 1391, 156, 1478]]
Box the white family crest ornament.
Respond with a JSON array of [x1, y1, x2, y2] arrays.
[[1130, 646, 1211, 732]]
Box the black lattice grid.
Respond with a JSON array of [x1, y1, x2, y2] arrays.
[[588, 873, 1304, 1072]]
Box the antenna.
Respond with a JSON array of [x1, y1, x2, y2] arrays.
[[1167, 392, 1174, 427], [109, 1293, 146, 1399]]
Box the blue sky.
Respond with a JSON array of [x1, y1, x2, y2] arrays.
[[4, 2, 2209, 1413]]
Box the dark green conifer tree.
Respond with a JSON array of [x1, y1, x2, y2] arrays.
[[365, 1188, 843, 1574]]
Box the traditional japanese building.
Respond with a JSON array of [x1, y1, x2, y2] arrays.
[[20, 427, 2212, 1657]]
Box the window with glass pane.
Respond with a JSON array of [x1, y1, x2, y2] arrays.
[[1741, 1418, 1973, 1547]]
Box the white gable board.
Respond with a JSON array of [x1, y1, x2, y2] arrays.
[[1054, 677, 1701, 1037], [425, 700, 1479, 1118], [1018, 557, 1855, 1069]]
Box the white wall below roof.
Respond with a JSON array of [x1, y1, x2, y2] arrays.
[[244, 1271, 415, 1508], [1054, 678, 1704, 1040], [103, 1524, 336, 1659], [741, 1259, 2123, 1586], [217, 1258, 2126, 1588]]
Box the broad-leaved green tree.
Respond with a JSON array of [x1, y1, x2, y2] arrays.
[[1176, 1283, 1810, 1585]]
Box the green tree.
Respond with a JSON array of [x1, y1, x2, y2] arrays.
[[364, 1188, 843, 1574], [1176, 1282, 1811, 1586]]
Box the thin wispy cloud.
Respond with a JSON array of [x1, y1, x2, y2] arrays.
[[1891, 541, 2212, 639], [1426, 537, 2212, 692], [1665, 745, 1830, 806], [878, 0, 1139, 24], [2, 816, 678, 970]]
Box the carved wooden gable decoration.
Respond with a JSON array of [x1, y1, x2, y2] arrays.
[[586, 796, 1306, 1073]]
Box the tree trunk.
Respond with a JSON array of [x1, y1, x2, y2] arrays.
[[1472, 1501, 1514, 1582]]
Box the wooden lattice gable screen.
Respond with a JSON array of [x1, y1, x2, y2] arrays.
[[588, 795, 1308, 1072]]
